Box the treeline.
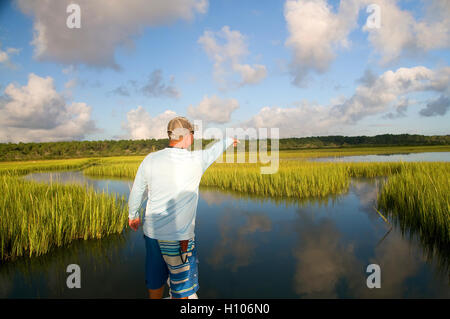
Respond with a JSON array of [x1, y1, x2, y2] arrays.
[[1, 134, 449, 161], [278, 134, 450, 150]]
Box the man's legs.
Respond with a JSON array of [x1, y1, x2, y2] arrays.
[[144, 235, 169, 299]]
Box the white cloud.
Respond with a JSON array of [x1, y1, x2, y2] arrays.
[[284, 0, 450, 85], [198, 26, 267, 89], [331, 66, 434, 123], [122, 95, 239, 140], [0, 73, 97, 142], [243, 102, 338, 138], [64, 78, 77, 89], [187, 95, 239, 123], [232, 63, 267, 85], [363, 0, 450, 64], [284, 0, 363, 86], [243, 66, 450, 137], [331, 66, 450, 123], [0, 44, 20, 69], [17, 0, 208, 69], [122, 106, 177, 139]]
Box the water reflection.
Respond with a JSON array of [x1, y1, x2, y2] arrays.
[[0, 231, 148, 298], [207, 207, 272, 272], [366, 231, 425, 298], [197, 179, 449, 298], [290, 208, 448, 298], [291, 213, 363, 298], [200, 185, 345, 209]]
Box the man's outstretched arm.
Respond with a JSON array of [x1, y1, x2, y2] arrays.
[[200, 137, 239, 172], [128, 160, 148, 230]]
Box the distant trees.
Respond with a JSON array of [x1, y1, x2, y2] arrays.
[[0, 134, 449, 161], [276, 134, 450, 150]]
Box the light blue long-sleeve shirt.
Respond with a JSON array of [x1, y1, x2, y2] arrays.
[[128, 137, 234, 240]]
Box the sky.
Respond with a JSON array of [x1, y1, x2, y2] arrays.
[[0, 0, 449, 143]]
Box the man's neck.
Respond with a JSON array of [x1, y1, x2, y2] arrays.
[[168, 143, 185, 149]]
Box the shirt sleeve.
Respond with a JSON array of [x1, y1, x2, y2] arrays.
[[200, 137, 234, 172], [128, 159, 148, 220]]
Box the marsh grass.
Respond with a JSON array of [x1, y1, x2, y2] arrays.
[[81, 156, 144, 179], [201, 161, 351, 199], [83, 163, 140, 179], [0, 173, 128, 261], [0, 158, 98, 177], [377, 162, 450, 271]]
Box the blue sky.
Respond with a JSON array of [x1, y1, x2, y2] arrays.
[[0, 0, 449, 142]]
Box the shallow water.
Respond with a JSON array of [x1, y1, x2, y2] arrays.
[[311, 151, 450, 162], [1, 171, 448, 298]]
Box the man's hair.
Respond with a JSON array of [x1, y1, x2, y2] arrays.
[[167, 116, 194, 140]]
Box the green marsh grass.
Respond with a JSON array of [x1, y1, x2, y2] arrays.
[[377, 162, 449, 271], [201, 161, 350, 199], [83, 162, 141, 179], [81, 156, 144, 178], [0, 158, 99, 176], [0, 173, 128, 261]]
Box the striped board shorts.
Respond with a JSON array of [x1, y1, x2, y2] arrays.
[[144, 235, 199, 298]]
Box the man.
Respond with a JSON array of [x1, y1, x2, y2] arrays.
[[128, 116, 238, 299]]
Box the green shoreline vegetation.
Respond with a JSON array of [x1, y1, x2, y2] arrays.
[[0, 158, 97, 176], [0, 171, 128, 261], [0, 145, 448, 265], [377, 164, 449, 270]]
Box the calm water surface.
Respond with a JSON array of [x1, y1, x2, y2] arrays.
[[311, 151, 450, 162], [1, 167, 448, 298]]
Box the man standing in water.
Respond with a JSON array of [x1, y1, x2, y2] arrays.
[[128, 116, 238, 299]]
